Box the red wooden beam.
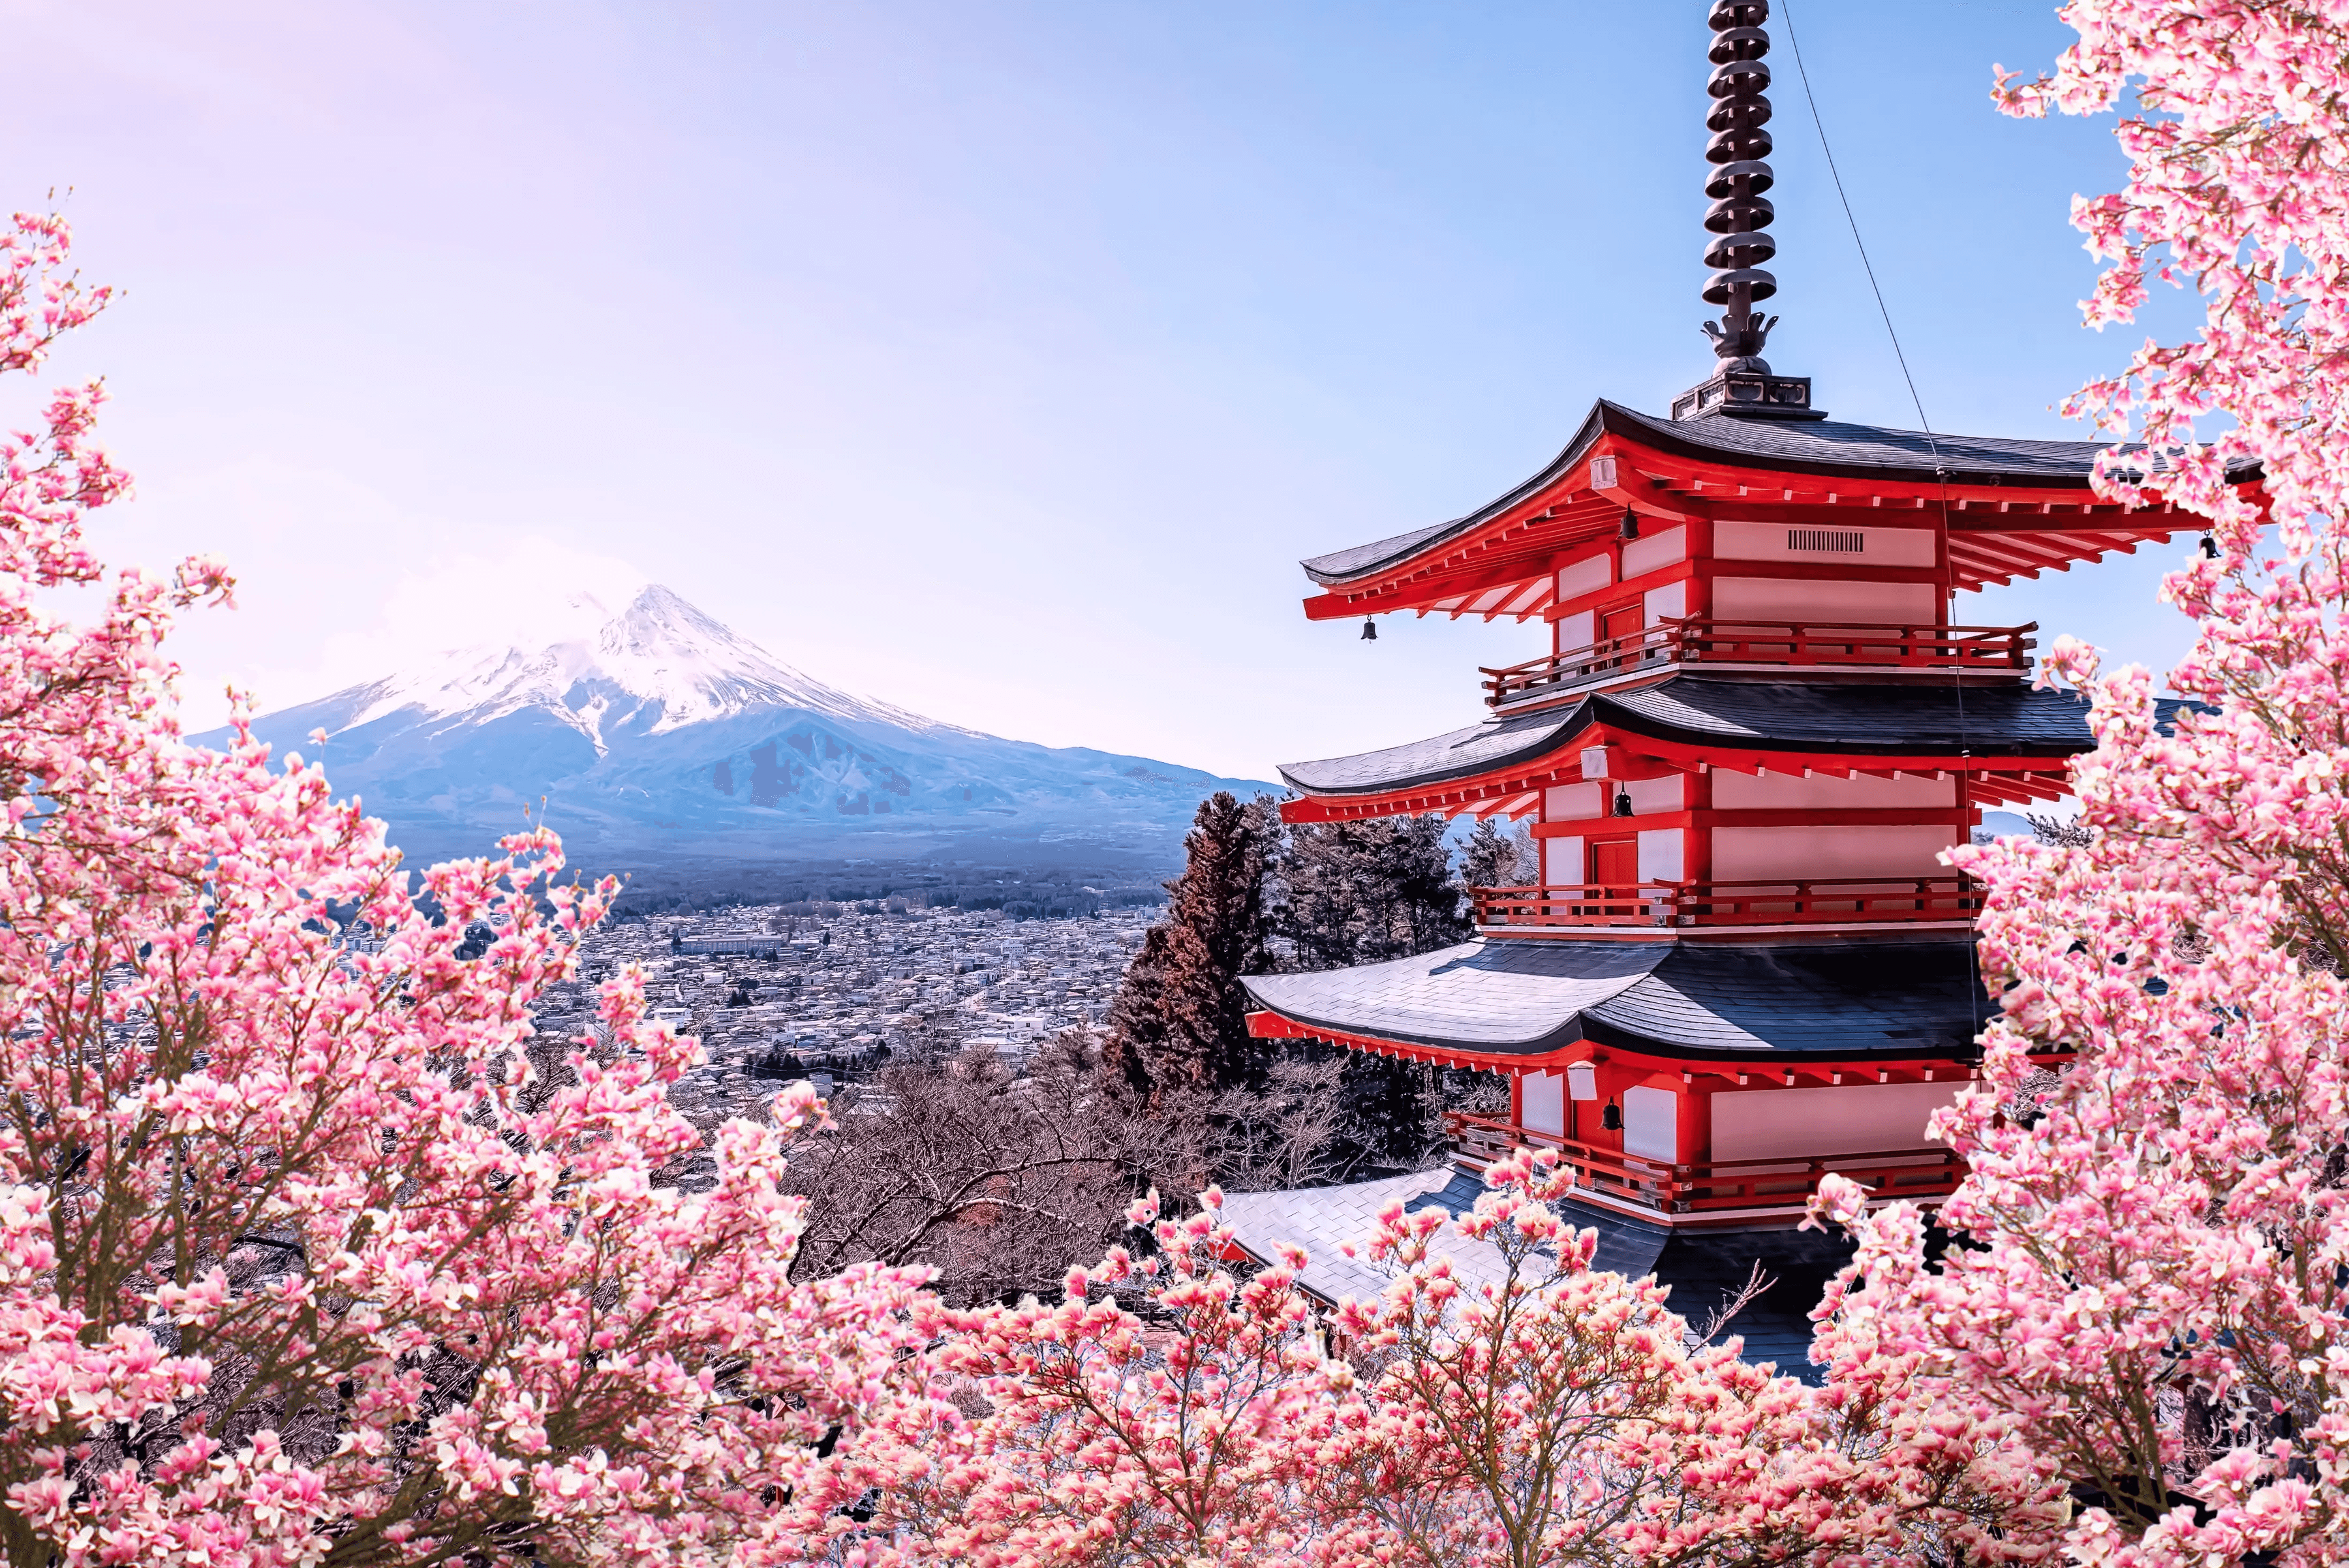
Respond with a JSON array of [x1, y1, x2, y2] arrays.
[[1280, 720, 2078, 823], [1302, 422, 2239, 619], [1244, 1008, 2001, 1079], [1591, 450, 1712, 525]]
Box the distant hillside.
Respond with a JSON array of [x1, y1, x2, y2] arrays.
[[202, 583, 1275, 875]]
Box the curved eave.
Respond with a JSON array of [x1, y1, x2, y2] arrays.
[[1246, 1005, 1991, 1070], [1276, 705, 1588, 807], [1298, 400, 2256, 617], [1240, 938, 1996, 1065], [1302, 403, 1617, 587], [1276, 679, 2128, 822]]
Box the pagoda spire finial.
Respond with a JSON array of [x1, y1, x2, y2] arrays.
[[1702, 0, 1778, 369], [1673, 1, 1823, 421]]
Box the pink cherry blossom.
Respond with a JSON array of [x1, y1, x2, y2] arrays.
[[861, 1151, 2054, 1568], [13, 5, 2346, 1552], [0, 208, 935, 1567], [1823, 11, 2349, 1565]]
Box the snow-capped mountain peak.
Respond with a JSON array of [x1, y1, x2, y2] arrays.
[[211, 579, 1270, 874], [320, 583, 950, 754]]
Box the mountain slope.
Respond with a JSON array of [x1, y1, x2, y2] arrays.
[[209, 584, 1271, 870]]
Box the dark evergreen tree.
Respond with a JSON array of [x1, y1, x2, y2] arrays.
[[1458, 817, 1539, 892], [1107, 792, 1279, 1098], [1111, 803, 1507, 1175], [1272, 814, 1467, 972], [1266, 814, 1468, 1172]]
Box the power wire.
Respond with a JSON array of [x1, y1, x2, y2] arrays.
[[1777, 1, 1984, 1025], [1777, 0, 1939, 461]]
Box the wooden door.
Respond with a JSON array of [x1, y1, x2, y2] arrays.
[[1589, 839, 1640, 914], [1590, 838, 1638, 889], [1600, 602, 1644, 667]]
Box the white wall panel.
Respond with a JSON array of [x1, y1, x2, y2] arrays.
[[1522, 1073, 1565, 1137], [1620, 525, 1687, 579], [1710, 824, 1957, 881], [1543, 836, 1584, 885], [1711, 770, 1954, 810], [1624, 1086, 1678, 1161], [1545, 782, 1603, 820], [1557, 553, 1613, 602], [1625, 775, 1684, 814], [1711, 577, 1939, 626], [1714, 520, 1937, 568], [1637, 829, 1685, 882], [1710, 1081, 1962, 1161]]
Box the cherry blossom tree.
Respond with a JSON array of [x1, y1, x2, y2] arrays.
[[0, 208, 934, 1567], [1993, 2, 2349, 558], [1819, 8, 2349, 1567], [35, 6, 2349, 1557], [872, 1150, 2054, 1568], [1315, 1150, 1751, 1568], [1319, 1150, 2057, 1568], [875, 1191, 1334, 1567]]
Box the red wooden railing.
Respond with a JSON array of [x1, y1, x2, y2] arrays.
[[1443, 1112, 1964, 1215], [1481, 617, 2036, 707], [1471, 877, 1980, 929]]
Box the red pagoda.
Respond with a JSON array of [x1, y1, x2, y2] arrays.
[[1219, 1, 2245, 1359]]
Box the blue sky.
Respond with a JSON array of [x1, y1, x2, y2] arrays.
[[5, 1, 2205, 781]]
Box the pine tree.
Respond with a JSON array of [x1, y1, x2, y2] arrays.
[[1272, 814, 1467, 972], [1458, 816, 1539, 891], [1263, 814, 1469, 1170], [1107, 792, 1279, 1096]]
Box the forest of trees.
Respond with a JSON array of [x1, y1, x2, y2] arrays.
[[767, 795, 1534, 1306], [1105, 793, 1531, 1172]]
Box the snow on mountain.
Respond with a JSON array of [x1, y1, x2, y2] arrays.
[[209, 583, 1269, 870], [313, 583, 957, 750]]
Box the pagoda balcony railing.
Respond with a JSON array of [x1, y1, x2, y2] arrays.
[[1471, 877, 1981, 930], [1443, 1112, 1964, 1216], [1481, 617, 2036, 707]]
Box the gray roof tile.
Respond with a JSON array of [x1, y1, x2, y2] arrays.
[[1279, 705, 1591, 797], [1242, 937, 1991, 1061], [1300, 519, 1462, 585], [1220, 1167, 1850, 1382], [1245, 940, 1670, 1053], [1301, 399, 2245, 587], [1278, 677, 2123, 797], [1653, 1225, 1856, 1382], [1612, 403, 2113, 484], [1220, 1167, 1670, 1307], [1605, 679, 2099, 752]]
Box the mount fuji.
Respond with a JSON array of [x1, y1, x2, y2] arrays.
[[206, 583, 1273, 875]]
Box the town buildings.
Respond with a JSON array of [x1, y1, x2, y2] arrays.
[[534, 901, 1150, 1126]]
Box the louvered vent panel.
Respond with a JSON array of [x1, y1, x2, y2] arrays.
[[1787, 528, 1866, 553]]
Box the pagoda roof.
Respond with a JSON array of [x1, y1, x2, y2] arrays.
[[1218, 1166, 1854, 1377], [1279, 675, 2137, 800], [1240, 936, 1991, 1064], [1302, 402, 2155, 586], [1298, 399, 2241, 614]]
